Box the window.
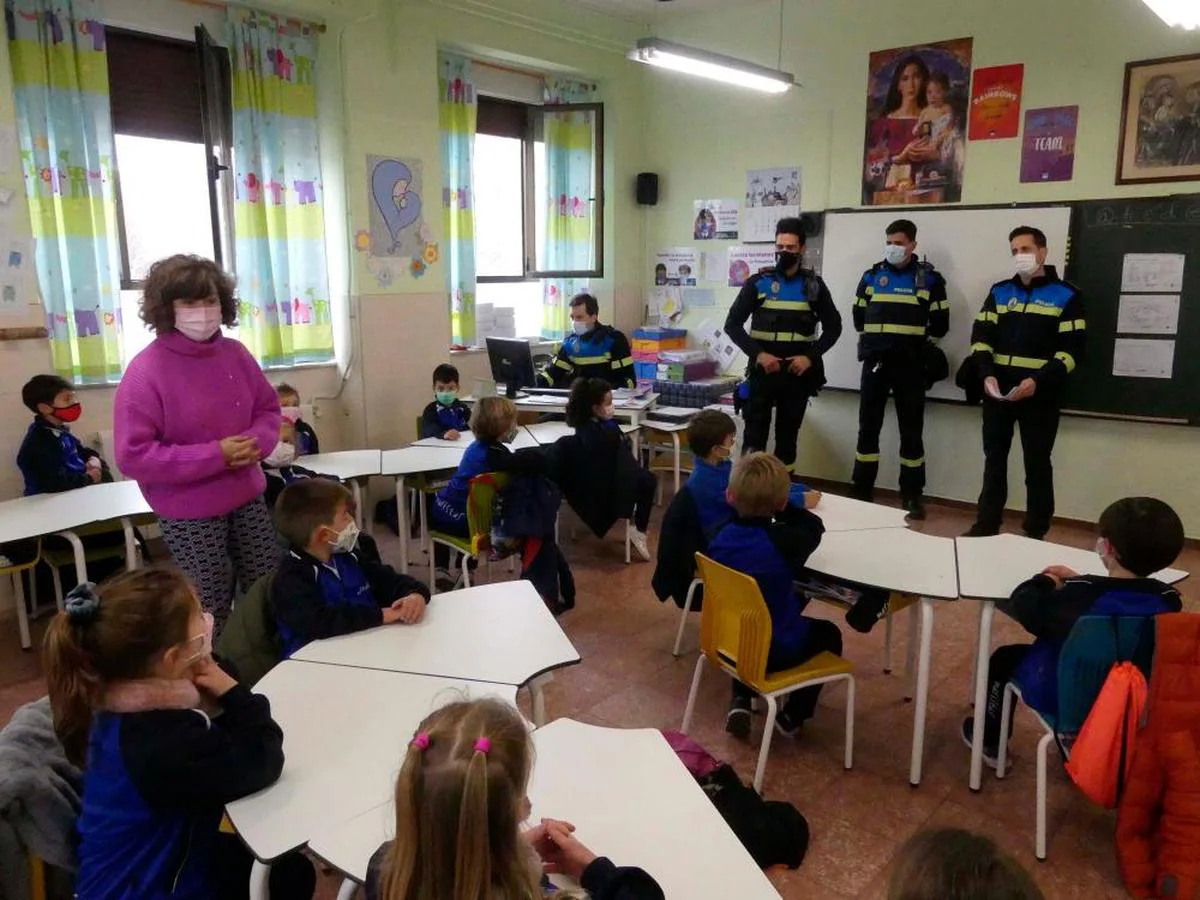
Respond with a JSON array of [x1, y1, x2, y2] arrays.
[[107, 27, 234, 360], [474, 95, 604, 339]]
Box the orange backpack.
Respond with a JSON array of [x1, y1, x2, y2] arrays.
[[1065, 661, 1149, 809]]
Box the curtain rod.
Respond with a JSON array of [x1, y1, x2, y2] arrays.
[[180, 0, 328, 33]]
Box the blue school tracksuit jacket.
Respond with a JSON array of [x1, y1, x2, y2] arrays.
[[74, 686, 284, 899], [687, 457, 810, 543], [16, 417, 111, 495], [706, 506, 825, 659], [420, 399, 472, 439]]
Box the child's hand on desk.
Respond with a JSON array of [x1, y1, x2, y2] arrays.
[[443, 429, 461, 441], [386, 593, 427, 624], [1042, 565, 1079, 587], [804, 490, 822, 509], [528, 818, 596, 880]]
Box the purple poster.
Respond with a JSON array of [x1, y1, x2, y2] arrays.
[[1020, 106, 1079, 184]]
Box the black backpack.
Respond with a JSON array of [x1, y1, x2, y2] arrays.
[[698, 764, 810, 869]]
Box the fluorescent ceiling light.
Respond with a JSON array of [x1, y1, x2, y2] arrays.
[[1142, 0, 1200, 28], [628, 38, 795, 94]]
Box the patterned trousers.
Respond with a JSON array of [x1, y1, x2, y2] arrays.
[[158, 497, 280, 638]]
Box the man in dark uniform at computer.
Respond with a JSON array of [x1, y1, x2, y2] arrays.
[[539, 292, 636, 389], [725, 217, 842, 475]]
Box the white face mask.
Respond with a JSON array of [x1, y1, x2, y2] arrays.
[[1014, 253, 1041, 277], [572, 320, 592, 337], [884, 244, 909, 266], [175, 307, 222, 342], [331, 520, 360, 554], [1095, 537, 1110, 563], [264, 440, 296, 468]]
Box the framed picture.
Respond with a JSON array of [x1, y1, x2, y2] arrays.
[[1116, 53, 1200, 185]]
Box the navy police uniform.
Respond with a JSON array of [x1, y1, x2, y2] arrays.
[[540, 323, 635, 389], [725, 267, 842, 472], [851, 258, 949, 501], [969, 265, 1086, 538]]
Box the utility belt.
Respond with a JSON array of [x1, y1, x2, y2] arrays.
[[748, 329, 816, 343]]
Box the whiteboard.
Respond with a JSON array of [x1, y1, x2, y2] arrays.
[[819, 206, 1073, 400]]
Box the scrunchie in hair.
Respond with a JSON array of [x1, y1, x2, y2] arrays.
[[64, 582, 101, 624]]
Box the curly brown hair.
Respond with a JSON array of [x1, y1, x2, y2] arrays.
[[139, 255, 238, 334]]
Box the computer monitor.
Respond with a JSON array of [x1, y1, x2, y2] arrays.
[[486, 337, 537, 398]]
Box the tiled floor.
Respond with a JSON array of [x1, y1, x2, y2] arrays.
[[3, 495, 1196, 899]]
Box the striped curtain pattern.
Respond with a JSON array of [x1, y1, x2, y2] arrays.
[[7, 0, 123, 383], [438, 52, 477, 346], [227, 7, 332, 367], [540, 77, 596, 340]]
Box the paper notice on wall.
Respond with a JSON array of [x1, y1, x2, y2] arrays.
[[682, 287, 716, 309], [654, 248, 698, 286], [1112, 339, 1175, 379], [727, 245, 777, 287], [1117, 294, 1180, 335], [649, 287, 684, 325], [1120, 253, 1185, 293], [741, 166, 800, 243], [692, 199, 739, 240], [695, 318, 741, 373]]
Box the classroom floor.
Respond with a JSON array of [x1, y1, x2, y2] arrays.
[[3, 494, 1197, 899]]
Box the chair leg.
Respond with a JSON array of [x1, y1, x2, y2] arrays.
[[883, 606, 894, 674], [1036, 730, 1054, 860], [624, 520, 631, 565], [672, 580, 700, 657], [753, 693, 779, 794], [680, 655, 707, 733], [461, 554, 471, 589], [997, 684, 1017, 779], [12, 574, 31, 651], [904, 600, 919, 701], [968, 639, 979, 707], [843, 676, 856, 770], [428, 539, 439, 595], [51, 565, 64, 614]]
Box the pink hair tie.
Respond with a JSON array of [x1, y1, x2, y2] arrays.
[[410, 733, 430, 751], [473, 737, 491, 755]]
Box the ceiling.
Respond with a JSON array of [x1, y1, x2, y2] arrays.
[[562, 0, 735, 22]]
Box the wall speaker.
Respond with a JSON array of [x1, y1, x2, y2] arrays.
[[636, 172, 659, 206]]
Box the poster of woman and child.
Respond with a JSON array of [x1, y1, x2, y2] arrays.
[[862, 38, 973, 206]]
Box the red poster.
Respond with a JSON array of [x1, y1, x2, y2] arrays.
[[969, 64, 1024, 140]]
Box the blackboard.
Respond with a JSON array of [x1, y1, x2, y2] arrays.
[[1063, 195, 1200, 424]]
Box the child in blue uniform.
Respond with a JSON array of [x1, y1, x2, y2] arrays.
[[964, 496, 1184, 769], [708, 452, 843, 738], [43, 566, 314, 899], [16, 374, 111, 495], [421, 363, 473, 440], [272, 479, 429, 658], [276, 382, 319, 456]]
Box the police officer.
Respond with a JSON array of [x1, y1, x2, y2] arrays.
[[851, 219, 949, 520], [965, 226, 1086, 539], [725, 217, 842, 475], [540, 292, 635, 389]]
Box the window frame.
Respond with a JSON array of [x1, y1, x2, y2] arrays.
[[106, 27, 232, 290]]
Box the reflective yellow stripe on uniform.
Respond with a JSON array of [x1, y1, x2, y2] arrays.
[[612, 356, 634, 369], [1054, 351, 1076, 373], [868, 293, 920, 305], [855, 296, 869, 307], [864, 286, 875, 296], [916, 290, 931, 300], [970, 342, 994, 354], [572, 355, 610, 366], [749, 330, 816, 341], [760, 299, 811, 311], [865, 323, 926, 335], [899, 456, 925, 468], [1021, 303, 1064, 317], [977, 311, 999, 323], [930, 300, 950, 311], [554, 359, 574, 371], [1058, 319, 1087, 332], [855, 452, 880, 463], [994, 354, 1047, 368]]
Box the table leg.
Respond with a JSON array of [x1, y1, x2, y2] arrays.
[[529, 672, 552, 726], [672, 432, 681, 495], [908, 598, 935, 787], [395, 476, 409, 574], [969, 600, 996, 792], [121, 517, 138, 571], [904, 600, 919, 701], [249, 860, 270, 900], [54, 530, 87, 586], [883, 607, 894, 674], [349, 480, 364, 530], [336, 878, 358, 900]]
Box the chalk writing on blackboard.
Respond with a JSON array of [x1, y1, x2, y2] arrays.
[[1086, 201, 1200, 229]]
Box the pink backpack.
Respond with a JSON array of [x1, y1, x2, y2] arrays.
[[661, 729, 722, 779]]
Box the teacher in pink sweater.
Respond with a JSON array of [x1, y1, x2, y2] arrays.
[[115, 255, 282, 635]]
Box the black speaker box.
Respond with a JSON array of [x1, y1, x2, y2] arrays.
[[636, 172, 659, 206]]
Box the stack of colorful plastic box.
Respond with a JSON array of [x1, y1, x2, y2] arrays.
[[631, 326, 687, 384]]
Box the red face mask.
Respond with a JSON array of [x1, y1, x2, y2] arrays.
[[52, 403, 83, 423]]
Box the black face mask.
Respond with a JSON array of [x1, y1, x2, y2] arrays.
[[775, 250, 800, 272]]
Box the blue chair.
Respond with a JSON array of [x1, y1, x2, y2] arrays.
[[996, 615, 1155, 860]]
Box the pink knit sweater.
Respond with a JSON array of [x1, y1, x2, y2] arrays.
[[114, 331, 281, 520]]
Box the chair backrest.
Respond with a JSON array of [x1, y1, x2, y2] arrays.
[[467, 472, 510, 554], [1057, 615, 1156, 736], [694, 553, 773, 686], [414, 416, 423, 441]]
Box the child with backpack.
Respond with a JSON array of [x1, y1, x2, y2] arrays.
[[962, 496, 1184, 770]]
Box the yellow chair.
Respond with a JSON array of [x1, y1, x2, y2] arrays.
[[1, 540, 41, 650], [682, 553, 856, 793], [427, 472, 510, 594]]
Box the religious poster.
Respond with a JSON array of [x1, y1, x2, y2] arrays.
[[861, 37, 973, 206], [692, 198, 739, 240], [968, 64, 1024, 140], [1020, 106, 1079, 183]]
